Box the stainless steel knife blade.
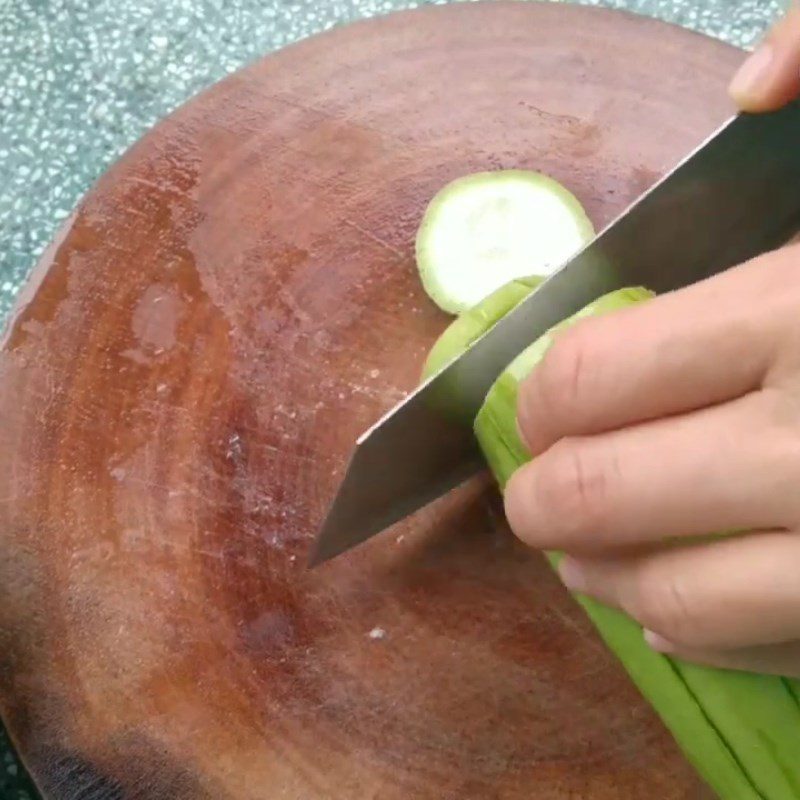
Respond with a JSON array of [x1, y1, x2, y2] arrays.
[[310, 102, 800, 567]]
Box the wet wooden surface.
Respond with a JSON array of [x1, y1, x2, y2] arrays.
[[0, 3, 741, 798]]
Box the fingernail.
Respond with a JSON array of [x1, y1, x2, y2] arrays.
[[729, 44, 774, 100], [515, 416, 532, 454], [515, 380, 534, 453], [644, 629, 675, 653], [558, 557, 588, 593], [503, 468, 538, 547]]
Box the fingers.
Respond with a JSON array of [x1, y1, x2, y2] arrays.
[[505, 390, 800, 553], [646, 635, 800, 678], [730, 5, 800, 112], [558, 531, 800, 650], [515, 250, 793, 458]]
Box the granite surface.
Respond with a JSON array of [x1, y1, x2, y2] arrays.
[[0, 0, 786, 797]]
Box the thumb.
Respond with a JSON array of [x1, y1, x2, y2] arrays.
[[729, 5, 800, 112]]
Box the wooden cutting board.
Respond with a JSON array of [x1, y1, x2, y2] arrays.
[[0, 3, 742, 798]]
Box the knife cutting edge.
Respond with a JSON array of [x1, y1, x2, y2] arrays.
[[310, 101, 800, 567]]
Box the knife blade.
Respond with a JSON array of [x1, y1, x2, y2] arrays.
[[310, 101, 800, 567]]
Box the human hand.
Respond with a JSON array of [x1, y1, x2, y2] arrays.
[[729, 3, 800, 111], [503, 4, 800, 679], [505, 244, 800, 677]]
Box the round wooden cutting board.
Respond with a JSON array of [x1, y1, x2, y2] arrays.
[[0, 3, 742, 798]]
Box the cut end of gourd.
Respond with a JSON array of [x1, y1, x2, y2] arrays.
[[416, 170, 594, 314]]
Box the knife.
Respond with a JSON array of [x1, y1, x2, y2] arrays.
[[310, 101, 800, 567]]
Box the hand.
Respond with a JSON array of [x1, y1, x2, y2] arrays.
[[729, 4, 800, 112], [506, 250, 800, 677], [504, 6, 800, 679]]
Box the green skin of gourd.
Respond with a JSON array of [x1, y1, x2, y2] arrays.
[[426, 281, 800, 800], [421, 275, 545, 381]]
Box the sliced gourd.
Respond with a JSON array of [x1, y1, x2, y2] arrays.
[[416, 170, 594, 314]]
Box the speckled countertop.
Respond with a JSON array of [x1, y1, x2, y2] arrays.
[[0, 0, 785, 797]]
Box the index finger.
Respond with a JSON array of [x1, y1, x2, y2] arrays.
[[516, 247, 794, 458]]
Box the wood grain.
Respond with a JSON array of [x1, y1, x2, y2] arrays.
[[0, 3, 743, 798]]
